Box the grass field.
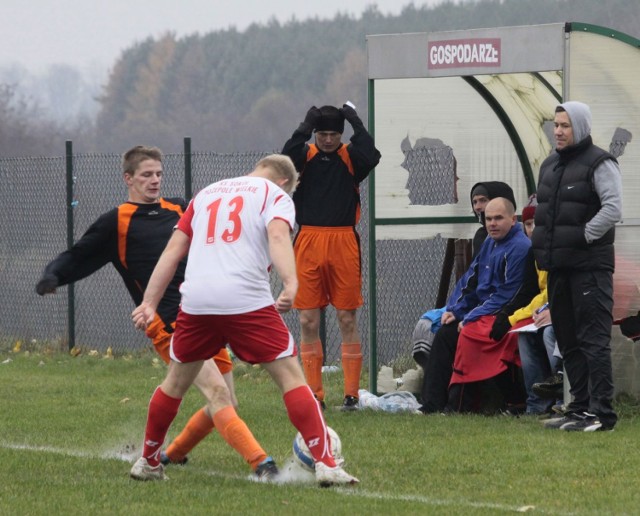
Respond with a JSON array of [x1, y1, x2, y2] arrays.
[[1, 350, 640, 515]]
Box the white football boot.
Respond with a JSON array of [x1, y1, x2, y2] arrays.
[[130, 457, 167, 481], [315, 462, 359, 487]]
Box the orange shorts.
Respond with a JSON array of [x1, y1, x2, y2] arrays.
[[146, 315, 233, 374], [293, 226, 363, 311]]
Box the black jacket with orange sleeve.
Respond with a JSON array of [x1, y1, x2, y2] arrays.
[[40, 198, 186, 332]]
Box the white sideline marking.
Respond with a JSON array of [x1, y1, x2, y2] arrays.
[[0, 441, 570, 514], [1, 441, 137, 462]]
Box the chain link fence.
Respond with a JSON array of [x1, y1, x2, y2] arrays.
[[0, 145, 445, 375], [3, 145, 638, 397]]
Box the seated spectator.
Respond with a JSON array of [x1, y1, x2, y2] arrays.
[[421, 196, 532, 413], [531, 339, 564, 413], [412, 182, 517, 383], [490, 197, 562, 415]]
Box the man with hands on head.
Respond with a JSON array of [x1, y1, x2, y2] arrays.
[[283, 102, 381, 411]]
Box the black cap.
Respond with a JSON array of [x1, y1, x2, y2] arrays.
[[470, 181, 516, 212], [316, 106, 345, 133]]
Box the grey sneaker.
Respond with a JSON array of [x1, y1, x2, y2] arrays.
[[532, 372, 564, 400], [130, 457, 167, 481], [254, 456, 279, 481], [542, 411, 583, 429], [315, 462, 359, 487], [560, 413, 614, 432]]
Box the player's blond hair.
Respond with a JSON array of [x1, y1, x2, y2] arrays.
[[256, 154, 299, 194], [122, 145, 163, 176]]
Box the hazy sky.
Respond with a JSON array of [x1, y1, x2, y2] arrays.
[[0, 0, 445, 74]]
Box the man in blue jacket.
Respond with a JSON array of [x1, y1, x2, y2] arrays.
[[420, 197, 531, 413]]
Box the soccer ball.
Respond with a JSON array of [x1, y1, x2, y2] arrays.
[[292, 426, 342, 472]]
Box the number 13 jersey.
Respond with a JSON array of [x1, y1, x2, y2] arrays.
[[177, 176, 296, 315]]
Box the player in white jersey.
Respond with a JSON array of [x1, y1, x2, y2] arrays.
[[129, 154, 358, 487], [179, 174, 293, 315]]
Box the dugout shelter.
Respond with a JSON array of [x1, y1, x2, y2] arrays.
[[366, 23, 640, 395]]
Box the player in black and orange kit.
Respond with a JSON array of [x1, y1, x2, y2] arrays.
[[283, 104, 381, 410], [36, 145, 278, 480]]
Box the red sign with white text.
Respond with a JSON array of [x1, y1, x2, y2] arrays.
[[428, 38, 501, 69]]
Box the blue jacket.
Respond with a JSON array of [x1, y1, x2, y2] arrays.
[[447, 224, 531, 324]]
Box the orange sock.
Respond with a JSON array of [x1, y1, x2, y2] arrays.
[[342, 342, 362, 398], [300, 340, 324, 402], [213, 405, 267, 471], [166, 407, 214, 463]]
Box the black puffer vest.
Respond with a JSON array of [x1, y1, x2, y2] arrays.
[[532, 138, 616, 272]]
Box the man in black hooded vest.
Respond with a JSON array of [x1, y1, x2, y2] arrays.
[[532, 101, 622, 432]]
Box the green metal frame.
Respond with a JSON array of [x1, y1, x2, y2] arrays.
[[65, 141, 75, 351], [567, 22, 640, 48], [367, 78, 378, 394]]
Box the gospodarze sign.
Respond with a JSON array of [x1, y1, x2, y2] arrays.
[[428, 38, 501, 69]]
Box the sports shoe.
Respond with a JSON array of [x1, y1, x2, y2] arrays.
[[532, 372, 564, 400], [314, 395, 326, 411], [159, 450, 188, 466], [542, 411, 584, 429], [254, 456, 279, 481], [341, 395, 359, 412], [130, 457, 167, 481], [560, 413, 614, 432], [537, 403, 566, 420], [315, 462, 359, 487]]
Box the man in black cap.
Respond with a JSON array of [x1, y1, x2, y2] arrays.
[[282, 103, 381, 411]]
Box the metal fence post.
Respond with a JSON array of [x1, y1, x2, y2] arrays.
[[184, 137, 192, 200], [65, 140, 75, 351]]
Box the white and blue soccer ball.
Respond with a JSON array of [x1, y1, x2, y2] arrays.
[[292, 426, 342, 472]]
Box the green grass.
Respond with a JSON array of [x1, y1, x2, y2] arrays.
[[1, 351, 640, 515]]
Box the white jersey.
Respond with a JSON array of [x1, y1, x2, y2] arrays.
[[176, 175, 295, 314]]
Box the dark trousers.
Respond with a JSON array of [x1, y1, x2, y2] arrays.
[[446, 366, 526, 414], [548, 269, 618, 427], [420, 323, 459, 412]]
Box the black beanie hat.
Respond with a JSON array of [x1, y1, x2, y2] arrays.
[[471, 184, 489, 199], [473, 181, 517, 211], [316, 105, 345, 134]]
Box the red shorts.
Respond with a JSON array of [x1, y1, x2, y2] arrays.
[[170, 305, 297, 365], [146, 314, 233, 374], [293, 225, 363, 310]]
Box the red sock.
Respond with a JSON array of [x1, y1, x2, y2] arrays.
[[283, 385, 336, 468], [142, 387, 182, 466]]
